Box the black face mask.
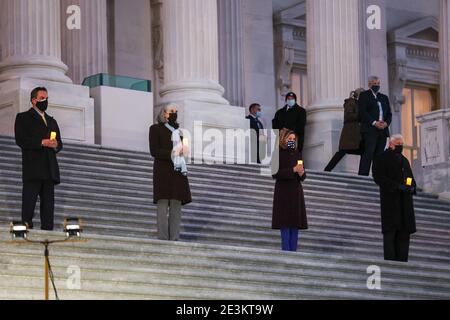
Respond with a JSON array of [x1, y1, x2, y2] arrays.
[[168, 112, 179, 128], [394, 145, 403, 154], [371, 85, 380, 94], [36, 99, 48, 112]]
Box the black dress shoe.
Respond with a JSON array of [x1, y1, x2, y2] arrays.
[[24, 222, 33, 229]]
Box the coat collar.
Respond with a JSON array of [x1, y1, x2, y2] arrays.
[[284, 104, 300, 111], [28, 108, 52, 125]]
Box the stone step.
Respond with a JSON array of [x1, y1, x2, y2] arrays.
[[1, 171, 446, 210], [0, 198, 446, 235], [1, 214, 448, 265], [1, 234, 449, 299], [0, 177, 450, 217], [0, 136, 442, 196], [0, 192, 448, 237], [1, 202, 448, 246], [1, 135, 449, 300], [0, 163, 445, 209], [3, 252, 449, 297], [0, 196, 448, 234], [1, 145, 435, 193], [0, 136, 430, 185]]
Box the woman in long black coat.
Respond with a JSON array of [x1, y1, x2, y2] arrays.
[[271, 129, 308, 252], [149, 103, 191, 241]]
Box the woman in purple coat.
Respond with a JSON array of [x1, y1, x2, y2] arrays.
[[271, 129, 308, 252]]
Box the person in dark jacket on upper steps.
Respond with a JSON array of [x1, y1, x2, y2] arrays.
[[246, 103, 265, 164], [272, 92, 307, 153]]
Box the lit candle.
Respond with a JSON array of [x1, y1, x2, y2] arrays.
[[406, 178, 413, 186], [297, 160, 304, 166], [50, 131, 57, 141]]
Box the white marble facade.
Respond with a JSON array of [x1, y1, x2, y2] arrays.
[[0, 0, 449, 196]]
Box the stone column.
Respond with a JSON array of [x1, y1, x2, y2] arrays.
[[157, 0, 248, 164], [160, 0, 228, 105], [240, 0, 277, 129], [360, 0, 389, 91], [218, 0, 245, 107], [0, 0, 95, 143], [440, 0, 450, 110], [60, 0, 108, 85], [0, 0, 71, 83], [151, 0, 164, 104], [304, 0, 362, 171]]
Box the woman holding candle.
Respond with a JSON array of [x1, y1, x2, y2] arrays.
[[149, 103, 192, 241], [271, 129, 308, 252]]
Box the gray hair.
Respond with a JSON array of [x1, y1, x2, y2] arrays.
[[156, 103, 179, 124], [368, 75, 379, 82], [390, 134, 404, 143]]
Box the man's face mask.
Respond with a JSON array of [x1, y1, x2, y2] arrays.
[[394, 144, 404, 154], [287, 99, 296, 107], [371, 85, 381, 93], [36, 99, 48, 112]]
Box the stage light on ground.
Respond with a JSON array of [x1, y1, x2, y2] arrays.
[[9, 221, 28, 239], [63, 218, 83, 238]]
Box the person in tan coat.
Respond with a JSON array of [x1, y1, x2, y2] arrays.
[[324, 88, 365, 172]]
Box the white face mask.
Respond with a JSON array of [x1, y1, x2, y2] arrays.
[[287, 99, 296, 107]]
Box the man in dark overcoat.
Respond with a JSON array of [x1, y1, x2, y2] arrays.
[[373, 134, 417, 262], [14, 87, 63, 230]]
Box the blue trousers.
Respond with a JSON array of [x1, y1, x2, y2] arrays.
[[280, 228, 299, 252]]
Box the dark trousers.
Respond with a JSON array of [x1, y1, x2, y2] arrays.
[[281, 228, 299, 252], [250, 135, 261, 164], [324, 151, 346, 172], [358, 132, 387, 176], [22, 180, 55, 230], [383, 230, 411, 262]]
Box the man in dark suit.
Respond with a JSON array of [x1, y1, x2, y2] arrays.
[[14, 87, 63, 230], [272, 92, 307, 153], [358, 76, 392, 176], [373, 134, 416, 262], [246, 103, 264, 164]]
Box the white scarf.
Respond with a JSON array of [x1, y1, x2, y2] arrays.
[[165, 123, 188, 176]]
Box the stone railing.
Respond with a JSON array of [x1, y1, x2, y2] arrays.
[[417, 109, 450, 199]]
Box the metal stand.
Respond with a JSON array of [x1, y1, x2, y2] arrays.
[[10, 237, 86, 300], [44, 243, 49, 300]]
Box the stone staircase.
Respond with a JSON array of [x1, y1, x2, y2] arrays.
[[0, 135, 449, 300]]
